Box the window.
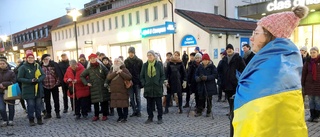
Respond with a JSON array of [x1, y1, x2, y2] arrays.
[[115, 16, 118, 29], [136, 11, 140, 24], [55, 32, 57, 41], [109, 18, 112, 30], [77, 26, 80, 36], [30, 32, 34, 40], [58, 31, 60, 40], [82, 25, 85, 35], [62, 30, 64, 39], [154, 6, 158, 20], [128, 13, 132, 26], [65, 30, 68, 39], [102, 20, 105, 31], [145, 9, 149, 22], [91, 22, 94, 33], [214, 6, 219, 14], [69, 28, 72, 38], [97, 21, 100, 32], [121, 15, 125, 27], [35, 31, 38, 39], [40, 29, 43, 38], [163, 4, 168, 18], [87, 24, 89, 34], [45, 28, 48, 37]]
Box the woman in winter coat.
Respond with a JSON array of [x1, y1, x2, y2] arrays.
[[194, 54, 218, 117], [0, 59, 16, 127], [17, 53, 46, 126], [302, 47, 320, 122], [64, 60, 90, 119], [164, 51, 187, 114], [107, 58, 132, 122], [80, 53, 109, 121], [140, 50, 165, 124]]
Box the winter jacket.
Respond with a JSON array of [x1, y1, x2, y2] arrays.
[[0, 67, 16, 94], [302, 56, 320, 96], [187, 61, 199, 93], [80, 63, 109, 103], [195, 61, 218, 98], [217, 59, 224, 86], [124, 55, 143, 87], [166, 58, 187, 94], [221, 53, 246, 92], [17, 62, 46, 99], [107, 65, 132, 108], [58, 60, 70, 87], [140, 60, 165, 98], [243, 51, 255, 65], [41, 60, 64, 88], [64, 63, 90, 99]]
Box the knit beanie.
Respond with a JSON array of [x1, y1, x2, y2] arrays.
[[79, 54, 86, 59], [300, 46, 307, 51], [202, 54, 210, 61], [195, 53, 202, 60], [147, 50, 156, 57], [88, 53, 98, 60], [41, 54, 50, 61], [226, 44, 234, 50], [257, 6, 309, 38], [128, 47, 135, 54]]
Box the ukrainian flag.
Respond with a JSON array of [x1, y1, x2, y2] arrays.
[[233, 38, 308, 137]]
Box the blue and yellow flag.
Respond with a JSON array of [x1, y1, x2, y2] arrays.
[[35, 63, 41, 96], [233, 38, 307, 137]]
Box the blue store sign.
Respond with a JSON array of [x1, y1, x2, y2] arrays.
[[240, 37, 250, 56], [181, 35, 197, 46], [141, 21, 176, 38]]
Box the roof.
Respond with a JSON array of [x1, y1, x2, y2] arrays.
[[175, 9, 257, 34]]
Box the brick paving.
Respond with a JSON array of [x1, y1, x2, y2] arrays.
[[0, 90, 319, 137]]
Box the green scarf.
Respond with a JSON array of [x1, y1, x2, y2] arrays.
[[147, 60, 156, 77]]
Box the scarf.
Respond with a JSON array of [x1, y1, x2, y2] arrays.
[[243, 50, 252, 59], [147, 60, 156, 78], [310, 58, 318, 81], [227, 53, 235, 64], [90, 62, 99, 68]]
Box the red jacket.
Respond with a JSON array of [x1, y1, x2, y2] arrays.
[[64, 63, 90, 99]]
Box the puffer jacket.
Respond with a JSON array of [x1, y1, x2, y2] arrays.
[[107, 65, 132, 108], [64, 63, 90, 99]]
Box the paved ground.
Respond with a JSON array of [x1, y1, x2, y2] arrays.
[[0, 91, 319, 137]]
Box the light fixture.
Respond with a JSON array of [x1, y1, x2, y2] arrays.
[[235, 34, 240, 38], [13, 46, 18, 51], [261, 13, 266, 16], [67, 8, 82, 59], [310, 9, 316, 12], [218, 33, 222, 38]]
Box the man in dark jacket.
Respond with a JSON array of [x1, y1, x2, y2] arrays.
[[124, 47, 143, 117], [41, 54, 64, 119], [58, 53, 71, 113], [182, 51, 189, 69], [242, 44, 255, 65], [221, 44, 246, 113]]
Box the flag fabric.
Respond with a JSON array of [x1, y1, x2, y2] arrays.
[[34, 63, 41, 96], [4, 83, 21, 100], [233, 38, 308, 137]]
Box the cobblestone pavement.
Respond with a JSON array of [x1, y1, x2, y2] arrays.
[[0, 90, 319, 137]]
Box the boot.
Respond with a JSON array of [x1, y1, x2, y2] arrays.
[[307, 109, 317, 122], [29, 118, 35, 126], [178, 107, 183, 114], [183, 103, 190, 108], [37, 118, 43, 125], [164, 107, 169, 114], [43, 113, 52, 119], [56, 113, 61, 119]]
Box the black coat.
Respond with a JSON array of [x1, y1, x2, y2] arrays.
[[243, 52, 255, 65], [182, 53, 189, 67], [58, 60, 69, 87], [166, 60, 186, 94], [187, 61, 199, 93], [217, 59, 224, 86], [124, 55, 143, 87], [221, 53, 246, 92], [195, 61, 218, 97]]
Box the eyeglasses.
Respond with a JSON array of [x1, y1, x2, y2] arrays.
[[252, 31, 266, 36], [0, 63, 5, 65]]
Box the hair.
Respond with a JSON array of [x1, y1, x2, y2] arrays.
[[69, 59, 77, 66], [166, 52, 172, 56], [174, 51, 180, 56], [262, 27, 276, 45], [310, 47, 319, 53], [99, 53, 105, 57], [242, 44, 251, 50]]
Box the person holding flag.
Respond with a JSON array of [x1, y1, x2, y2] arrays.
[[232, 6, 309, 137], [17, 50, 46, 126]]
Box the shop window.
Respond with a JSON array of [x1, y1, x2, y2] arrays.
[[136, 11, 140, 24], [128, 13, 132, 26], [154, 6, 158, 21], [145, 9, 149, 22], [163, 4, 168, 18], [314, 25, 320, 47]]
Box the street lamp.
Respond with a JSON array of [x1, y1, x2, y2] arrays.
[[67, 8, 82, 59], [0, 35, 8, 48]]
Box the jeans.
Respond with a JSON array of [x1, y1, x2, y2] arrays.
[[146, 97, 162, 120], [0, 94, 15, 121], [117, 107, 128, 119], [93, 101, 108, 117], [75, 96, 90, 116], [129, 85, 141, 114], [309, 95, 320, 110], [26, 97, 42, 119], [44, 86, 60, 114], [61, 84, 71, 110]]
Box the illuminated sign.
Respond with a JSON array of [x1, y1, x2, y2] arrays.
[[267, 0, 320, 12], [181, 35, 197, 46], [141, 21, 175, 37]]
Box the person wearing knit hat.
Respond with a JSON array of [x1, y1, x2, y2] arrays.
[[194, 53, 217, 118], [233, 6, 309, 137], [88, 53, 98, 60], [300, 46, 310, 64], [226, 44, 234, 51], [124, 46, 143, 117]]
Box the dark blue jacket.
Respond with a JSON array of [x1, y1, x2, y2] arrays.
[[195, 61, 218, 98]]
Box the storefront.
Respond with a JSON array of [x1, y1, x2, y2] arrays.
[[181, 35, 198, 55], [238, 0, 320, 50]]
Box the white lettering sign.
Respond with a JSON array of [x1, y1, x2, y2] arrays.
[[267, 0, 320, 12]]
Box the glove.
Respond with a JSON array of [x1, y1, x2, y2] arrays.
[[182, 81, 187, 89], [201, 76, 207, 81], [195, 77, 201, 82]]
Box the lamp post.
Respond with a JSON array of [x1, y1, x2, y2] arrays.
[[0, 35, 8, 48], [67, 8, 82, 59]]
